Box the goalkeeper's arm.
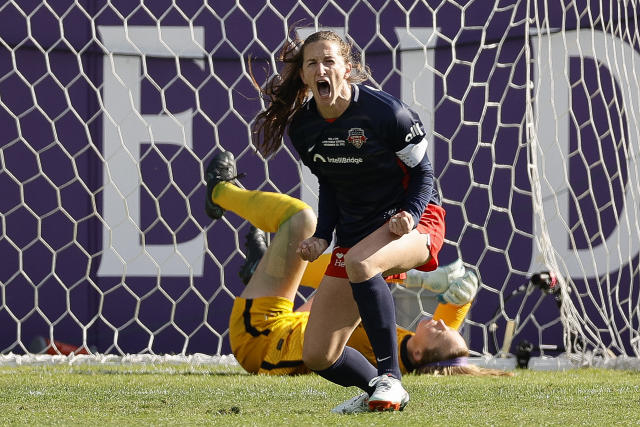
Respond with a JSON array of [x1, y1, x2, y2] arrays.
[[400, 258, 479, 330]]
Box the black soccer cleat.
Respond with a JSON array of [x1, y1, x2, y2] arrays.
[[238, 226, 268, 285], [205, 151, 245, 220]]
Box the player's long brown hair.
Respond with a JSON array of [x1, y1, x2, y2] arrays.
[[249, 29, 370, 156], [414, 346, 514, 377]]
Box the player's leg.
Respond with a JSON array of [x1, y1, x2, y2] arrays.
[[340, 211, 441, 411], [302, 274, 379, 395], [344, 226, 429, 377], [346, 227, 431, 280], [237, 226, 268, 286], [205, 151, 316, 301], [346, 203, 446, 280], [302, 275, 360, 368], [239, 207, 315, 301], [237, 225, 332, 291], [211, 181, 316, 300]]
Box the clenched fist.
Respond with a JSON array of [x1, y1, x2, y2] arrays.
[[297, 237, 329, 262], [389, 211, 414, 236]]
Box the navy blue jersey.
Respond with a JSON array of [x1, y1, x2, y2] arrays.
[[289, 84, 440, 247]]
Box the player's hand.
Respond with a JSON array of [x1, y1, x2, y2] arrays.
[[389, 211, 414, 236], [437, 270, 479, 305], [404, 268, 450, 293], [297, 237, 329, 262]]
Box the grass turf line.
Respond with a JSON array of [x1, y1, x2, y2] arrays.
[[1, 365, 639, 426]]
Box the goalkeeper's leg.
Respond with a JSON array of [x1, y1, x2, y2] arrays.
[[210, 180, 316, 301]]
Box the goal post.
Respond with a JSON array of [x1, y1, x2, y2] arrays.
[[529, 16, 640, 363], [1, 0, 639, 368]]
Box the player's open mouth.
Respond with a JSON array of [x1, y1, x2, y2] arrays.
[[316, 80, 331, 98]]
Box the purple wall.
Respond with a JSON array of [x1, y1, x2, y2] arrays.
[[1, 0, 639, 356]]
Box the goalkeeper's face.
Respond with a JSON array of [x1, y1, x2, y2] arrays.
[[414, 318, 467, 355]]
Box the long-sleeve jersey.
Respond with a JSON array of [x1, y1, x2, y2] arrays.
[[289, 83, 440, 247]]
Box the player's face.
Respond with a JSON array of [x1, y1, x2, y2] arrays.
[[414, 318, 467, 354], [300, 40, 352, 116]]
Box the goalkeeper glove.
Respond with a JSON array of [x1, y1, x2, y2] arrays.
[[437, 269, 479, 305], [403, 258, 465, 293]]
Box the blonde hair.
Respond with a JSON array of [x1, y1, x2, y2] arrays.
[[413, 341, 514, 377], [415, 364, 515, 377]]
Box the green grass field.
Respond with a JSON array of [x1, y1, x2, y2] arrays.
[[1, 364, 639, 426]]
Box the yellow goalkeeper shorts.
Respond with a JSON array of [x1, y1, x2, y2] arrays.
[[229, 296, 311, 376]]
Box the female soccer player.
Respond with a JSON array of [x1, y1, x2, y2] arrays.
[[250, 30, 443, 411], [205, 153, 505, 415]]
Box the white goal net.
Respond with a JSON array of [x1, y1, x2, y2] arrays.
[[1, 0, 639, 368]]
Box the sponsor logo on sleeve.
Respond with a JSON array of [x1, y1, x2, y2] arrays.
[[405, 122, 425, 142]]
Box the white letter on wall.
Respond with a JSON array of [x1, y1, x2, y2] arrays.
[[97, 26, 206, 277]]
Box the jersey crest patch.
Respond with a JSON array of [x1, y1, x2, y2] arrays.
[[347, 128, 367, 148]]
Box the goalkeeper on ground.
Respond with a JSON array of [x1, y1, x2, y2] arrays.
[[205, 152, 512, 385]]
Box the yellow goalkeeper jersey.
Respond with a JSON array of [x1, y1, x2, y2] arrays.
[[229, 295, 471, 376]]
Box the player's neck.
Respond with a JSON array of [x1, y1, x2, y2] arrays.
[[398, 333, 418, 371], [405, 334, 419, 366]]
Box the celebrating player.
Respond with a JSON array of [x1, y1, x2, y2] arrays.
[[250, 29, 442, 411], [205, 152, 511, 414]]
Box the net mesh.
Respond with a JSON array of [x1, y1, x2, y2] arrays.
[[0, 0, 639, 367]]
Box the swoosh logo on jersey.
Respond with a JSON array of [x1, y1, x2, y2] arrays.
[[307, 144, 316, 152]]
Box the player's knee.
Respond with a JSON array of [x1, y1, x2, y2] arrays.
[[287, 208, 316, 239], [344, 255, 376, 282]]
